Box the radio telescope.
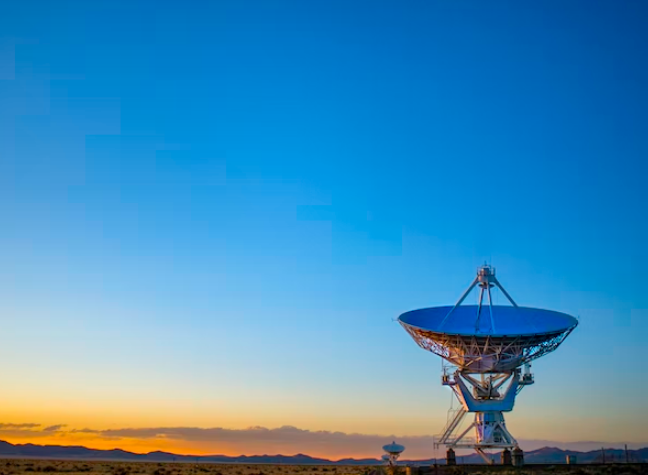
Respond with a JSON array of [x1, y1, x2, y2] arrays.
[[397, 265, 578, 463], [382, 441, 405, 467]]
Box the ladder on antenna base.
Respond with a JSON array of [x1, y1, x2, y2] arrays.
[[437, 407, 467, 446]]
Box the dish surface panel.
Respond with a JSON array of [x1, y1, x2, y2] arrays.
[[398, 305, 577, 336]]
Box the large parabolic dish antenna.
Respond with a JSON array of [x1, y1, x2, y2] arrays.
[[399, 305, 577, 373], [397, 265, 578, 463]]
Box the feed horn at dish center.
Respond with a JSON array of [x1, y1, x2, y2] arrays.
[[397, 265, 578, 464]]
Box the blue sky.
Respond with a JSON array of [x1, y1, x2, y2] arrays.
[[0, 0, 647, 458]]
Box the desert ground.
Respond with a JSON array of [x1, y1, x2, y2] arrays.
[[0, 460, 374, 475], [0, 459, 646, 475]]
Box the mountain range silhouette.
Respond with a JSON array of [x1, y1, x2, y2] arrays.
[[0, 440, 645, 464]]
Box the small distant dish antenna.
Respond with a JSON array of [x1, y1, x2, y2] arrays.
[[382, 441, 405, 467]]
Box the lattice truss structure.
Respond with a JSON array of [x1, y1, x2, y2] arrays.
[[400, 326, 575, 373]]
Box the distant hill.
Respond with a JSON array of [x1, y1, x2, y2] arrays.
[[0, 440, 644, 464], [414, 447, 648, 465], [522, 446, 648, 464]]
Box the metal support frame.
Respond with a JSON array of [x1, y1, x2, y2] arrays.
[[402, 265, 576, 462], [402, 323, 574, 372], [475, 448, 494, 465], [436, 369, 525, 460]]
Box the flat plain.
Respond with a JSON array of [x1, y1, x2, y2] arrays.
[[0, 460, 375, 475], [0, 459, 647, 475]]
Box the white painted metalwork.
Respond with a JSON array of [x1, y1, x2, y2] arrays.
[[397, 265, 578, 463]]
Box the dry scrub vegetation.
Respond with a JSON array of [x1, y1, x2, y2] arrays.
[[0, 460, 646, 475], [0, 460, 379, 475]]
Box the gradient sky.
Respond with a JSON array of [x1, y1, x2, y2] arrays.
[[1, 0, 647, 460]]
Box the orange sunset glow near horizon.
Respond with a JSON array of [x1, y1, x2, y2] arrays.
[[0, 417, 647, 460]]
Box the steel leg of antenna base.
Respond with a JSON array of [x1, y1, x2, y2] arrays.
[[475, 448, 493, 465], [474, 412, 517, 447]]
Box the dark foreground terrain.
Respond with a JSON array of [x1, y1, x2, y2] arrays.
[[0, 459, 646, 475], [427, 464, 648, 475], [0, 459, 370, 475]]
